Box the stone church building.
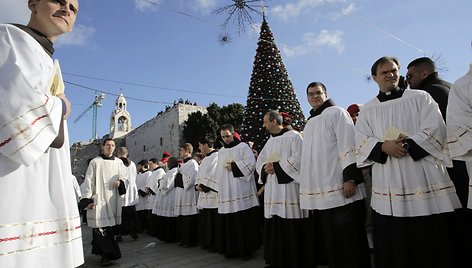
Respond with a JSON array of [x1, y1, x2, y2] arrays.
[[70, 94, 206, 180]]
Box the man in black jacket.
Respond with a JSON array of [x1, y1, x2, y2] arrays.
[[406, 57, 451, 120]]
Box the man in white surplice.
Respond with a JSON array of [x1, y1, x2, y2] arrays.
[[300, 82, 371, 268], [446, 61, 472, 268], [81, 138, 127, 265], [116, 147, 139, 240], [256, 110, 309, 268], [195, 136, 219, 251], [447, 62, 472, 209], [174, 143, 199, 246], [355, 56, 461, 268], [215, 124, 260, 258], [0, 1, 83, 267]]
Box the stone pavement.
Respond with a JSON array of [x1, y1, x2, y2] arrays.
[[80, 224, 266, 268]]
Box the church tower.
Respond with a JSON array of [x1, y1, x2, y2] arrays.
[[109, 93, 132, 139]]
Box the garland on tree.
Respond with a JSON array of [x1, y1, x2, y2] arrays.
[[241, 16, 306, 152]]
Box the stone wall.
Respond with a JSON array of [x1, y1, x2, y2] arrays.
[[125, 104, 207, 163], [70, 103, 207, 178]]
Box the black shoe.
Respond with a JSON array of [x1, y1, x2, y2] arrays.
[[115, 235, 123, 242], [100, 257, 112, 266], [130, 233, 139, 240]]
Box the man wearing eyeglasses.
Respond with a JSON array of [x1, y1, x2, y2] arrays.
[[215, 124, 260, 259], [300, 82, 371, 268]]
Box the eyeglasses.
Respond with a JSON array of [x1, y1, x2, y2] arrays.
[[307, 91, 325, 97], [221, 135, 232, 138]]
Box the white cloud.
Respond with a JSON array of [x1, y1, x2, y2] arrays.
[[134, 0, 160, 12], [56, 24, 95, 47], [282, 29, 345, 56], [0, 0, 30, 24], [330, 2, 358, 20], [195, 0, 218, 11], [270, 0, 354, 22]]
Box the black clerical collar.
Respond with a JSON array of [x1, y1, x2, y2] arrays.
[[183, 157, 193, 163], [100, 154, 115, 160], [119, 157, 130, 167], [309, 99, 336, 118], [223, 139, 241, 149], [270, 128, 289, 137], [11, 24, 54, 58], [376, 87, 404, 102], [206, 150, 217, 157], [153, 167, 162, 172]]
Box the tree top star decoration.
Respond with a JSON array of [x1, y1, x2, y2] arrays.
[[214, 0, 267, 35]]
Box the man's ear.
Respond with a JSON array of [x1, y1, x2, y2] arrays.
[[28, 0, 38, 12], [372, 75, 378, 84]]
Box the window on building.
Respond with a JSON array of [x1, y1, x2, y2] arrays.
[[143, 145, 146, 152], [160, 137, 163, 146]]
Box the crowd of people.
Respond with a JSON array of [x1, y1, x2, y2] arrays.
[[77, 55, 472, 268], [1, 1, 472, 268]]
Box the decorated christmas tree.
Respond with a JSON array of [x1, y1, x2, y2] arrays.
[[241, 16, 305, 152]]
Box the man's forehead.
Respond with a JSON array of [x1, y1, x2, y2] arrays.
[[307, 85, 323, 91], [378, 60, 398, 70]]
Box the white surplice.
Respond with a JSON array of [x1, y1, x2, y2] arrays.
[[135, 170, 152, 211], [153, 167, 178, 217], [300, 106, 365, 210], [0, 24, 83, 267], [356, 89, 460, 216], [195, 151, 219, 209], [121, 160, 138, 207], [256, 130, 308, 219], [81, 156, 127, 228], [146, 168, 165, 210], [174, 159, 199, 216], [216, 142, 259, 214], [446, 63, 472, 208]]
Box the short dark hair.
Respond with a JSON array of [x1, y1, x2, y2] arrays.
[[265, 110, 283, 125], [198, 136, 215, 148], [167, 157, 179, 170], [371, 56, 400, 76], [102, 138, 114, 146], [407, 57, 436, 71], [220, 123, 234, 133], [149, 158, 159, 164], [138, 159, 149, 169], [306, 82, 327, 94]]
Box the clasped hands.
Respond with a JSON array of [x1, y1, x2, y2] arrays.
[[382, 137, 408, 158], [264, 162, 275, 175]]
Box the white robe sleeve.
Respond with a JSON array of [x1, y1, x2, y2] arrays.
[[279, 132, 303, 183], [0, 25, 63, 166], [80, 159, 97, 199], [336, 110, 358, 169], [233, 144, 256, 181], [447, 68, 472, 160], [183, 160, 199, 190], [356, 105, 382, 168], [408, 93, 452, 166]]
